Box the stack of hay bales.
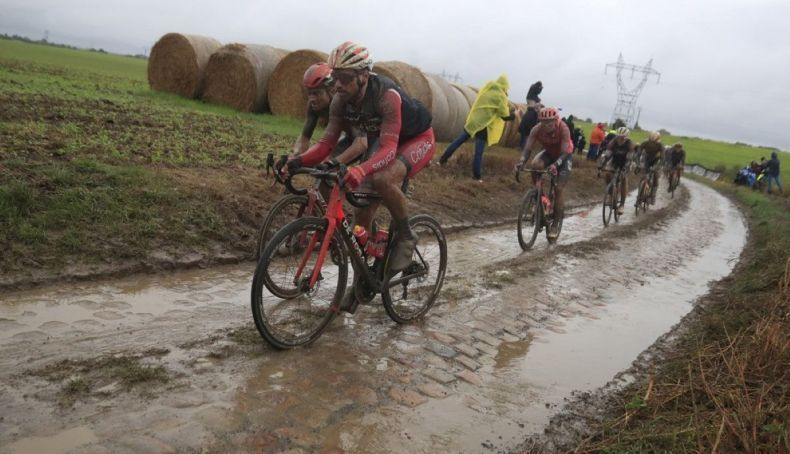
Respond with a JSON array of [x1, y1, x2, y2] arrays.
[[147, 33, 222, 98], [201, 44, 288, 112], [147, 34, 528, 148], [267, 49, 329, 119]]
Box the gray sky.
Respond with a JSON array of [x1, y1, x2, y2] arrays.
[[2, 0, 788, 150]]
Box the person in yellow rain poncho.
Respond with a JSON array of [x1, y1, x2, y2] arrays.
[[437, 74, 518, 182]]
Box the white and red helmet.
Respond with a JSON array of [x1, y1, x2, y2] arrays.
[[328, 41, 373, 71], [538, 106, 559, 121]]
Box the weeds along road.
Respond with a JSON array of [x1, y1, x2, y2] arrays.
[[0, 179, 745, 453]]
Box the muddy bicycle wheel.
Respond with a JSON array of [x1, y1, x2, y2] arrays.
[[517, 189, 541, 250], [251, 217, 347, 349], [635, 181, 647, 215], [602, 181, 616, 227], [670, 173, 679, 198], [256, 194, 324, 260], [613, 179, 623, 223], [382, 215, 447, 324], [546, 208, 563, 244]]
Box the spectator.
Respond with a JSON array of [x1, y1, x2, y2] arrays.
[[764, 151, 783, 194], [574, 128, 586, 154], [518, 81, 543, 149], [438, 74, 516, 182], [588, 122, 606, 160]]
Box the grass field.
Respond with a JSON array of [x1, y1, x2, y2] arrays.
[[574, 120, 789, 184]]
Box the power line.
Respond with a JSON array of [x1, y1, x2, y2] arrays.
[[604, 53, 661, 127]]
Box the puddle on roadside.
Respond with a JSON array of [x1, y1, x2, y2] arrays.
[[5, 426, 98, 454]]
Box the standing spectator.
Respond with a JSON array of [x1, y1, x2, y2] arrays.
[[563, 115, 576, 143], [518, 81, 543, 149], [438, 74, 516, 182], [764, 151, 783, 194], [588, 122, 606, 160], [575, 130, 586, 154]]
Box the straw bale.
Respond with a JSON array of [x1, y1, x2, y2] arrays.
[[267, 49, 328, 119], [147, 33, 222, 98], [374, 61, 432, 111], [424, 74, 453, 141], [202, 43, 288, 112]]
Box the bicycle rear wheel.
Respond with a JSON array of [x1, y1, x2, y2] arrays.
[[382, 215, 447, 324], [256, 193, 323, 260], [517, 189, 541, 250], [602, 181, 615, 227], [251, 216, 347, 349]]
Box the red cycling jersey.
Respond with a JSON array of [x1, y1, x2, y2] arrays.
[[524, 119, 573, 161], [299, 74, 433, 176]]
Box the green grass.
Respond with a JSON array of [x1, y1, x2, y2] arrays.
[[575, 121, 789, 183]]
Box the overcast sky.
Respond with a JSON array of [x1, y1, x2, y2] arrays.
[[2, 0, 788, 150]]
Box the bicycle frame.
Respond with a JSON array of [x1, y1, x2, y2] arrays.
[[290, 171, 429, 301]]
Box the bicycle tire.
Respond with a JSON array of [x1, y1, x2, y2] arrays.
[[517, 189, 541, 250], [381, 214, 447, 324], [613, 177, 622, 223], [251, 216, 347, 349], [256, 193, 324, 260], [670, 173, 679, 199], [602, 180, 615, 227], [635, 180, 647, 215]]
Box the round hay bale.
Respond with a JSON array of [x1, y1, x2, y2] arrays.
[[147, 33, 222, 98], [424, 74, 452, 142], [267, 49, 328, 119], [452, 84, 477, 109], [448, 84, 471, 136], [202, 44, 288, 112], [427, 74, 463, 142], [374, 61, 432, 111]]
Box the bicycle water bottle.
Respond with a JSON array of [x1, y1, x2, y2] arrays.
[[366, 228, 389, 259], [541, 194, 552, 214], [353, 225, 368, 247]]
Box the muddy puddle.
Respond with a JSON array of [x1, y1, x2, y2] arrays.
[[0, 180, 745, 453]]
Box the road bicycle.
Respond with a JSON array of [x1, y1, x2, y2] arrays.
[[515, 168, 564, 250], [634, 166, 659, 215], [255, 155, 326, 261], [251, 167, 447, 349], [601, 167, 627, 227], [668, 165, 681, 198]]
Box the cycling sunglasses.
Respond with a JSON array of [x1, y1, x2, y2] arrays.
[[331, 71, 357, 85]]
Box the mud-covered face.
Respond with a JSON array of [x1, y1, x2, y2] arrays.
[[541, 119, 557, 133], [307, 88, 331, 111], [331, 69, 368, 102]]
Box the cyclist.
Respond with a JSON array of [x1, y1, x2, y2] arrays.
[[292, 62, 358, 159], [667, 142, 686, 190], [282, 41, 434, 276], [514, 106, 573, 239], [598, 127, 635, 215], [637, 131, 664, 204]]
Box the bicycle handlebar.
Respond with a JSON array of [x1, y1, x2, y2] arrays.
[[286, 167, 380, 208]]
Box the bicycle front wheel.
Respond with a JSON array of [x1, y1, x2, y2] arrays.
[[602, 181, 615, 227], [256, 193, 323, 260], [613, 178, 622, 223], [251, 216, 347, 349], [382, 215, 447, 324], [635, 181, 647, 215], [517, 189, 541, 250]]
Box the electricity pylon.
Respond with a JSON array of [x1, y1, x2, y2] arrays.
[[605, 54, 660, 127]]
